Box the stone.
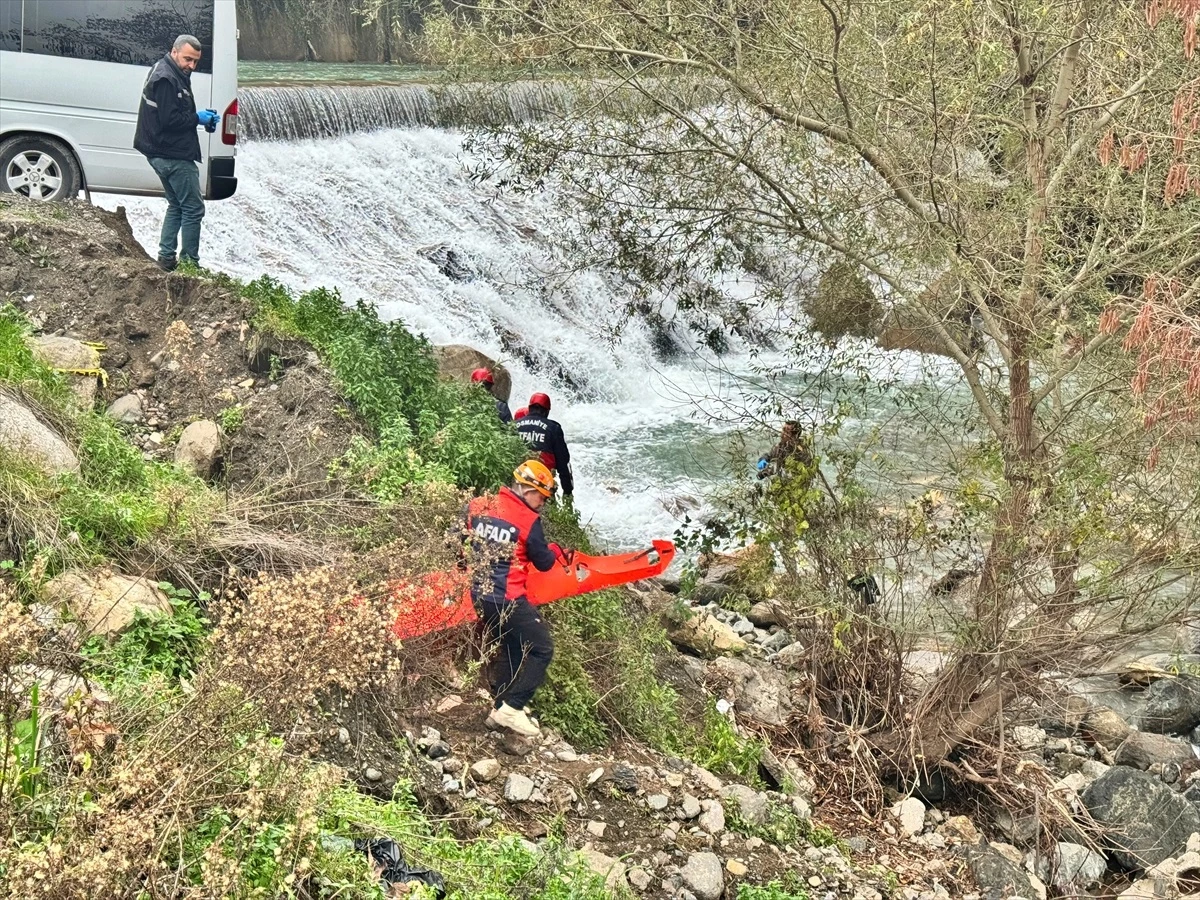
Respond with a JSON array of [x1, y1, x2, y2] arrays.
[[791, 795, 812, 823], [586, 820, 607, 838], [363, 767, 383, 782], [174, 419, 222, 479], [698, 800, 726, 835], [43, 570, 171, 638], [994, 809, 1039, 847], [679, 795, 702, 820], [960, 844, 1037, 900], [30, 335, 101, 407], [1053, 842, 1108, 888], [628, 867, 652, 891], [576, 846, 626, 890], [726, 859, 749, 877], [1113, 731, 1196, 770], [747, 600, 783, 627], [771, 641, 807, 670], [721, 784, 770, 827], [431, 344, 511, 402], [731, 617, 755, 636], [692, 582, 732, 605], [106, 393, 144, 425], [667, 613, 748, 657], [0, 392, 79, 474], [1083, 706, 1134, 751], [647, 793, 670, 811], [605, 763, 639, 793], [1082, 766, 1200, 869], [679, 851, 724, 900], [470, 758, 502, 783], [708, 656, 794, 726], [425, 740, 451, 760], [1139, 674, 1200, 735], [692, 765, 723, 793], [891, 797, 926, 837], [760, 629, 794, 653], [503, 773, 535, 803], [441, 757, 463, 775], [1011, 725, 1048, 751]]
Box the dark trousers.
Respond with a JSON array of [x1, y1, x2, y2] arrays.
[[148, 157, 205, 263], [479, 597, 553, 710]]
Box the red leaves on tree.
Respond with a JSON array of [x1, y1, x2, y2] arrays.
[[1149, 0, 1200, 58]]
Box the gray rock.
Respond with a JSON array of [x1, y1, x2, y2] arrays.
[[698, 799, 725, 835], [993, 808, 1038, 847], [679, 851, 724, 900], [1113, 731, 1196, 770], [708, 656, 794, 726], [0, 392, 79, 474], [174, 419, 222, 479], [605, 763, 639, 793], [426, 740, 451, 760], [503, 773, 535, 803], [747, 601, 783, 627], [679, 795, 702, 820], [668, 614, 748, 657], [470, 758, 501, 783], [692, 582, 732, 606], [647, 793, 670, 811], [771, 641, 807, 670], [628, 866, 652, 891], [1082, 766, 1200, 869], [441, 757, 463, 774], [364, 767, 383, 782], [1053, 841, 1107, 888], [960, 844, 1036, 900], [1139, 675, 1200, 735], [576, 846, 626, 890], [30, 335, 101, 407], [721, 784, 769, 826], [731, 617, 755, 636], [106, 393, 145, 425], [431, 344, 511, 401], [891, 797, 926, 836], [1083, 706, 1133, 750], [760, 629, 794, 654], [1011, 725, 1048, 751]]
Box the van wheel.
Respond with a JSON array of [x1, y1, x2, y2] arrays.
[[0, 136, 82, 202]]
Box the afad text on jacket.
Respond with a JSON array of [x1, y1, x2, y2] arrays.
[[464, 486, 557, 605]]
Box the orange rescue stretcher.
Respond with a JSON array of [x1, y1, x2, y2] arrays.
[[388, 539, 675, 640]]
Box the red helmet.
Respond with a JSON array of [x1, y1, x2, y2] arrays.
[[529, 392, 551, 411], [471, 368, 495, 386], [513, 406, 528, 420]]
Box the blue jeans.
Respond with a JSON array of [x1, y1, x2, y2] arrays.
[[148, 157, 205, 263]]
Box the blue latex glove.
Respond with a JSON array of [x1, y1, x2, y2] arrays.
[[197, 109, 220, 132]]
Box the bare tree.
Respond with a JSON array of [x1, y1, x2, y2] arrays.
[[409, 0, 1200, 782]]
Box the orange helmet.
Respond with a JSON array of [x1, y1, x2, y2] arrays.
[[514, 459, 556, 497], [471, 368, 495, 386], [529, 392, 551, 411]]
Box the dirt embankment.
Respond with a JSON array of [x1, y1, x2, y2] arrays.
[[0, 197, 363, 497]]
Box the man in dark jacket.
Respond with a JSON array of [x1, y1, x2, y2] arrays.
[[516, 392, 574, 498], [470, 368, 512, 424], [463, 460, 572, 737], [133, 35, 220, 271]]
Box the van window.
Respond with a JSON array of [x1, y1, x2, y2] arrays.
[[0, 0, 20, 52], [21, 0, 215, 73]]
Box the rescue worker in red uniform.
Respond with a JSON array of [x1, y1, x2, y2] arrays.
[[515, 392, 574, 498], [470, 367, 513, 424], [463, 460, 572, 736]]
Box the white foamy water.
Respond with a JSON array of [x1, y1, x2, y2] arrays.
[[101, 128, 961, 550]]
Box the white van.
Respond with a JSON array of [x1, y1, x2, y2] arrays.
[[0, 0, 238, 201]]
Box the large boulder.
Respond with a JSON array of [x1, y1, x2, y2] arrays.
[[959, 843, 1039, 900], [1113, 731, 1196, 770], [431, 345, 511, 402], [1082, 766, 1200, 870], [1138, 674, 1200, 735], [1083, 706, 1134, 751], [43, 570, 172, 638], [708, 656, 794, 726], [679, 851, 724, 900], [175, 419, 223, 479], [30, 335, 101, 407], [0, 391, 79, 474], [667, 613, 747, 658]]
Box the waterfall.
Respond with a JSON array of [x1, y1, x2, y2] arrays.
[[240, 82, 580, 141]]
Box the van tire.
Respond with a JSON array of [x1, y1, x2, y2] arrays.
[[0, 135, 82, 202]]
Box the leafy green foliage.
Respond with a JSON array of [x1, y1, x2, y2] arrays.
[[738, 879, 812, 900], [245, 276, 525, 494], [322, 783, 615, 900], [82, 584, 209, 683], [692, 703, 765, 784]]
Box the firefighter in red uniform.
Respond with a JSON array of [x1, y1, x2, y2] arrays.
[[463, 459, 572, 736], [515, 392, 574, 499]]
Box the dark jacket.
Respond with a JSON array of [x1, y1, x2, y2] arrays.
[[134, 54, 201, 162], [496, 399, 513, 424], [516, 409, 573, 495], [464, 487, 557, 605]]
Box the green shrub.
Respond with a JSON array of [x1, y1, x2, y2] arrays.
[[738, 880, 812, 900], [692, 703, 765, 784], [245, 276, 524, 494], [81, 583, 209, 683]]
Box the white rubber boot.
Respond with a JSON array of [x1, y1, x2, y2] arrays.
[[487, 702, 541, 737]]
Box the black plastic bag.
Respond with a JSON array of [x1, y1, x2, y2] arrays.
[[355, 838, 446, 898]]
